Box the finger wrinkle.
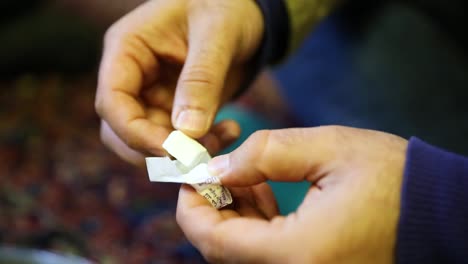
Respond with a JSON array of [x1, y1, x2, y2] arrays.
[[251, 130, 275, 181], [112, 52, 144, 95], [131, 33, 160, 84]]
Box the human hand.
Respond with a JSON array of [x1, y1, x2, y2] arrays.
[[177, 126, 408, 263], [95, 0, 264, 165]]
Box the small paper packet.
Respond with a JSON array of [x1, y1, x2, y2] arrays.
[[146, 131, 233, 209]]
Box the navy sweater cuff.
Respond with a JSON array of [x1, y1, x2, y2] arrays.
[[235, 0, 290, 97], [254, 0, 290, 65], [397, 137, 468, 263]]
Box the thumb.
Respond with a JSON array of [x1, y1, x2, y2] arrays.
[[172, 8, 236, 138], [208, 128, 337, 187]]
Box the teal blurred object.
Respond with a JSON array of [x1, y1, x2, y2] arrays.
[[216, 104, 309, 215]]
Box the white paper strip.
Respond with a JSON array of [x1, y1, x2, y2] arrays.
[[146, 157, 221, 185]]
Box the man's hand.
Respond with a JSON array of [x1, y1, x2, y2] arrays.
[[95, 0, 264, 165], [177, 126, 408, 263]]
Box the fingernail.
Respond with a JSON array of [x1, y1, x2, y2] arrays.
[[220, 128, 240, 142], [208, 154, 229, 178], [175, 109, 209, 134]]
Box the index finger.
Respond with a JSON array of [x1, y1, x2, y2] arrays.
[[176, 185, 282, 263], [95, 24, 169, 155]]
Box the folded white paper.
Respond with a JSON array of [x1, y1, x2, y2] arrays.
[[146, 131, 232, 209], [146, 157, 220, 185]]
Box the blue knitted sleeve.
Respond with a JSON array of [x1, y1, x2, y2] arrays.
[[397, 137, 468, 263]]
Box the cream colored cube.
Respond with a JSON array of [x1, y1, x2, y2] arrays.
[[162, 130, 211, 169]]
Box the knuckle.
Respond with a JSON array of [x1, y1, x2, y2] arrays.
[[99, 126, 110, 146], [247, 129, 271, 152], [123, 136, 140, 151], [268, 128, 301, 147], [245, 129, 271, 165], [321, 125, 349, 145], [324, 125, 346, 135], [120, 129, 141, 151], [104, 20, 126, 44], [104, 22, 135, 50], [249, 129, 271, 145], [103, 23, 119, 44], [202, 233, 224, 263], [323, 125, 347, 135], [179, 65, 218, 90], [94, 96, 105, 117], [175, 205, 185, 227]]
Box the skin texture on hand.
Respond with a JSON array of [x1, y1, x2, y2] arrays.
[[177, 126, 408, 263], [95, 0, 264, 166]]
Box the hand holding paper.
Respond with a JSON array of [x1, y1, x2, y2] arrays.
[[177, 127, 406, 263]]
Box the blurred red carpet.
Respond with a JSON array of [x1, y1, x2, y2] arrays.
[[0, 74, 206, 263]]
